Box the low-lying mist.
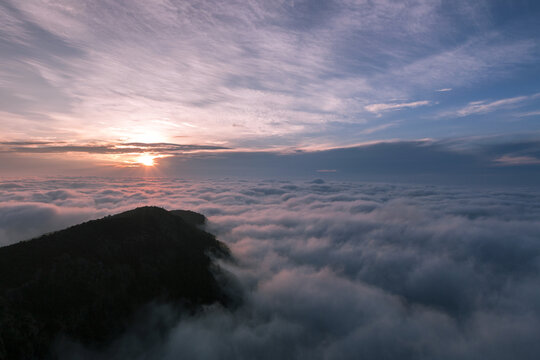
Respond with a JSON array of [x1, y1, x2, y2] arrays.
[[1, 177, 539, 359]]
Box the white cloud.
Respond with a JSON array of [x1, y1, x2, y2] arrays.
[[2, 177, 540, 360], [516, 110, 540, 117], [456, 93, 540, 117], [364, 100, 430, 113]]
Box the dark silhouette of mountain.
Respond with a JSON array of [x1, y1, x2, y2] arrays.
[[0, 206, 234, 360]]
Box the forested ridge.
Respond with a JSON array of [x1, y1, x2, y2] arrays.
[[0, 206, 233, 359]]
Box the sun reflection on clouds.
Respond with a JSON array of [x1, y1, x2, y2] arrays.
[[119, 153, 171, 168]]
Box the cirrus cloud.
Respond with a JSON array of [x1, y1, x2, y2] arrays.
[[364, 100, 431, 113]]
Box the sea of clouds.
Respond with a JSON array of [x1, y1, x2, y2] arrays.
[[1, 177, 540, 359]]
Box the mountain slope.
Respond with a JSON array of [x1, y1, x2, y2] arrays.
[[0, 206, 233, 359]]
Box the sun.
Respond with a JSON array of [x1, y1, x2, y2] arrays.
[[136, 154, 155, 166]]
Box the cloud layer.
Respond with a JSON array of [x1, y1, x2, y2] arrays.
[[0, 141, 226, 154], [1, 177, 540, 359]]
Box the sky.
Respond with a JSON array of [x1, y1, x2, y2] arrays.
[[1, 0, 540, 181]]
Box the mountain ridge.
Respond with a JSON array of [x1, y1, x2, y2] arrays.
[[0, 206, 234, 360]]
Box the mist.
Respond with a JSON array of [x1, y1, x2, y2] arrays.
[[1, 177, 539, 359]]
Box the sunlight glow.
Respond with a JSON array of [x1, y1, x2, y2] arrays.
[[136, 154, 155, 166]]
